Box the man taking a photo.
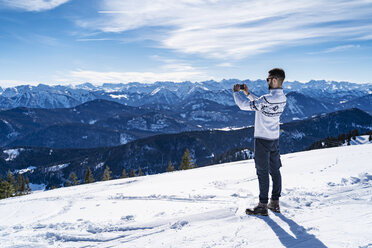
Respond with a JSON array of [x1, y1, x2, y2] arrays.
[[233, 68, 287, 216]]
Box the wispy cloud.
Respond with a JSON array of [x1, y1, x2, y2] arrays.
[[77, 0, 372, 60], [33, 34, 63, 46], [54, 62, 212, 84], [0, 0, 70, 12], [324, 45, 361, 53], [217, 62, 234, 67], [76, 38, 117, 42], [308, 44, 361, 54]]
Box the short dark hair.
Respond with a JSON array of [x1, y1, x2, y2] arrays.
[[269, 68, 285, 84]]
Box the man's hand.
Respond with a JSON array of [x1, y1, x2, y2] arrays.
[[242, 84, 250, 96], [233, 84, 240, 92]]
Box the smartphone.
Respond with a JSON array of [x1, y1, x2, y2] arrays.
[[240, 84, 245, 90]]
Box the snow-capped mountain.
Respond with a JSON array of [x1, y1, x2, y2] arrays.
[[0, 80, 370, 110], [341, 94, 372, 114], [0, 99, 202, 148], [281, 92, 332, 122], [1, 80, 371, 151], [0, 143, 371, 247], [291, 80, 372, 102]]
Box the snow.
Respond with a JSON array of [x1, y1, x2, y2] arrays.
[[151, 87, 163, 96], [342, 135, 372, 146], [286, 96, 304, 116], [3, 148, 24, 161], [240, 149, 254, 159], [46, 163, 70, 172], [290, 130, 306, 140], [120, 133, 132, 145], [14, 166, 36, 174], [214, 125, 254, 131], [29, 183, 46, 192], [190, 111, 229, 122], [2, 120, 20, 139], [127, 117, 147, 130], [95, 162, 105, 170], [109, 94, 129, 99], [0, 144, 371, 247]]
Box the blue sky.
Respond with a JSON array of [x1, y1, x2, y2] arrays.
[[0, 0, 371, 87]]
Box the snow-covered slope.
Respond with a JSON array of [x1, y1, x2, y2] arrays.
[[0, 144, 371, 247]]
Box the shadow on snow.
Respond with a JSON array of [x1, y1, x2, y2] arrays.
[[257, 212, 327, 248]]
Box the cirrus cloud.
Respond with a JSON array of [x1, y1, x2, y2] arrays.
[[77, 0, 372, 60], [54, 61, 212, 84], [0, 0, 70, 11]]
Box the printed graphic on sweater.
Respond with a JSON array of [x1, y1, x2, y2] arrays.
[[250, 96, 286, 117]]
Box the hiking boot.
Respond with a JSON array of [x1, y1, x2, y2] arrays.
[[245, 202, 268, 216], [268, 199, 280, 213]]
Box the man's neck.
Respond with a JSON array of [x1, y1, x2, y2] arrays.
[[269, 86, 283, 90]]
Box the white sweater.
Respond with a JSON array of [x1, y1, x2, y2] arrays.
[[233, 89, 287, 140]]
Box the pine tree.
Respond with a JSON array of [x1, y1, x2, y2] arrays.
[[346, 131, 352, 145], [16, 174, 26, 196], [0, 180, 15, 199], [166, 161, 175, 172], [20, 174, 26, 195], [0, 180, 6, 199], [102, 165, 112, 181], [69, 172, 79, 186], [24, 177, 31, 194], [25, 177, 31, 194], [84, 167, 95, 184], [138, 167, 143, 176], [352, 129, 359, 140], [6, 170, 15, 188], [347, 131, 352, 141], [180, 148, 193, 170], [130, 169, 136, 177], [338, 133, 346, 142], [121, 169, 128, 178]]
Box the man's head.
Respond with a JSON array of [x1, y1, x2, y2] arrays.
[[267, 68, 285, 89]]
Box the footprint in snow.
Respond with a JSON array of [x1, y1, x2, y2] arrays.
[[121, 215, 134, 221], [170, 220, 189, 230]]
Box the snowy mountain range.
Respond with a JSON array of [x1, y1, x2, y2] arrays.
[[1, 80, 371, 190], [0, 80, 371, 111], [0, 99, 255, 148], [1, 88, 371, 149], [0, 143, 371, 247]]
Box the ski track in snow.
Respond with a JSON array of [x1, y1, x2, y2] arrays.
[[0, 144, 371, 247]]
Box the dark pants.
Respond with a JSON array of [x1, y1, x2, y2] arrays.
[[254, 138, 282, 204]]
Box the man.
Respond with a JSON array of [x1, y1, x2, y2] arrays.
[[233, 68, 287, 216]]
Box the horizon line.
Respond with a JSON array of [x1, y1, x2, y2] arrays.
[[1, 78, 371, 89]]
